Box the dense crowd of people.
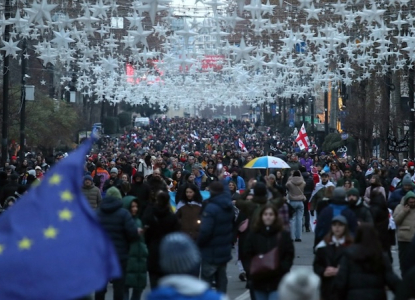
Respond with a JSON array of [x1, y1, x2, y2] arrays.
[[1, 117, 415, 300]]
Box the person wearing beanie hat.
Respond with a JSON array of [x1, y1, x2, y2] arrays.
[[314, 215, 352, 300], [148, 237, 229, 300], [393, 190, 415, 275], [314, 187, 358, 248], [106, 186, 122, 200], [388, 173, 415, 211], [81, 174, 102, 210], [347, 187, 373, 225], [225, 167, 246, 191], [96, 190, 140, 300], [103, 168, 122, 192], [278, 268, 320, 300]]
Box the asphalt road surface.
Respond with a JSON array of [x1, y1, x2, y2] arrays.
[[104, 231, 400, 300]]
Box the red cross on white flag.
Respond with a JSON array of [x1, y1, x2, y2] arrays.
[[295, 124, 310, 150]]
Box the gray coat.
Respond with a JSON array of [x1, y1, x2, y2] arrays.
[[82, 184, 102, 209]]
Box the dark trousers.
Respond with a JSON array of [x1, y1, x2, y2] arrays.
[[201, 261, 228, 293], [95, 260, 127, 300], [123, 287, 142, 300], [149, 272, 163, 290], [303, 199, 310, 230], [398, 241, 411, 275]]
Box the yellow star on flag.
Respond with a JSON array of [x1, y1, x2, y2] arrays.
[[59, 209, 73, 221], [49, 174, 62, 185], [60, 190, 73, 202], [0, 244, 4, 254], [44, 226, 58, 239], [18, 237, 33, 250]]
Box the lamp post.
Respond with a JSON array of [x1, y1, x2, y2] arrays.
[[19, 38, 27, 164], [2, 0, 11, 165], [310, 96, 314, 134], [409, 66, 414, 159], [324, 90, 329, 136]]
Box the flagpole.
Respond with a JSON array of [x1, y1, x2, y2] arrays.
[[2, 0, 11, 165]]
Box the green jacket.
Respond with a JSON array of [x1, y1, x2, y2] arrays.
[[336, 177, 360, 191], [122, 196, 148, 290]]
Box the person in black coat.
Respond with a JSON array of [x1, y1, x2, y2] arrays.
[[244, 203, 294, 300], [369, 191, 392, 261], [395, 265, 415, 300], [198, 180, 235, 294], [95, 193, 140, 300], [313, 215, 353, 300], [142, 191, 180, 289], [346, 188, 373, 225], [0, 173, 19, 207], [334, 224, 401, 300], [128, 172, 150, 218]]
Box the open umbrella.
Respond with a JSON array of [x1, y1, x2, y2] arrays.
[[244, 156, 291, 169]]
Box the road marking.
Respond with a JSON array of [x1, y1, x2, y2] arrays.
[[234, 290, 249, 300]]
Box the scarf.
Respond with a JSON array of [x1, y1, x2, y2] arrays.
[[330, 236, 345, 247]]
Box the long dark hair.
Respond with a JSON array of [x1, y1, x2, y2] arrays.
[[323, 221, 353, 245], [252, 203, 283, 233], [350, 224, 385, 272], [182, 183, 203, 204]]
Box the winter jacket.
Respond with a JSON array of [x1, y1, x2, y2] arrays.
[[348, 198, 373, 225], [147, 275, 228, 300], [299, 157, 313, 172], [143, 204, 180, 273], [197, 183, 235, 265], [363, 186, 386, 203], [103, 177, 121, 192], [286, 175, 305, 201], [369, 195, 391, 253], [122, 196, 148, 290], [244, 228, 294, 292], [91, 167, 110, 191], [194, 171, 208, 190], [395, 266, 415, 300], [314, 202, 358, 247], [388, 188, 413, 211], [176, 201, 202, 241], [393, 197, 415, 242], [334, 245, 401, 300], [225, 176, 246, 191], [313, 239, 349, 300], [97, 196, 139, 261], [302, 172, 315, 200], [337, 176, 360, 191], [82, 183, 102, 209]]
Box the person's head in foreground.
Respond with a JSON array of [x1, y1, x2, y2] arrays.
[[278, 267, 320, 300]]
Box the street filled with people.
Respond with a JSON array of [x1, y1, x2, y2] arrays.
[[0, 117, 414, 300]]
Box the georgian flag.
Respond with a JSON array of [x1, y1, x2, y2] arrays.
[[238, 138, 248, 152], [295, 124, 310, 150]]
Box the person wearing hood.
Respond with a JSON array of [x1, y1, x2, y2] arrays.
[[142, 191, 180, 289], [95, 187, 140, 300], [393, 190, 415, 275], [147, 232, 229, 300], [225, 167, 246, 191], [313, 215, 353, 300], [122, 196, 148, 300], [314, 187, 358, 248], [286, 170, 306, 242], [128, 172, 150, 218], [347, 188, 373, 225], [198, 180, 235, 293], [81, 175, 102, 210], [388, 174, 415, 211]]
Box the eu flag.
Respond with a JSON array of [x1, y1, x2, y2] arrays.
[[0, 136, 121, 300]]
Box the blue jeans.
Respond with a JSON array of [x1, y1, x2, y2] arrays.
[[290, 201, 304, 240], [201, 261, 228, 293], [254, 290, 278, 300]]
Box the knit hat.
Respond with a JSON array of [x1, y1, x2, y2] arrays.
[[402, 174, 414, 187], [159, 232, 201, 275], [346, 188, 359, 197], [409, 161, 415, 168], [254, 182, 268, 197], [105, 187, 122, 199], [333, 187, 346, 202], [110, 167, 118, 174], [404, 191, 415, 202], [28, 170, 36, 177], [84, 175, 93, 182], [278, 267, 320, 300], [331, 215, 348, 225]]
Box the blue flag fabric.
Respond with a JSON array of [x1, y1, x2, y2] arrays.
[[0, 136, 121, 300]]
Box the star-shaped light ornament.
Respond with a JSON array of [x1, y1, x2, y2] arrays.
[[90, 0, 110, 19], [0, 37, 21, 57], [51, 29, 75, 49], [24, 0, 58, 25]]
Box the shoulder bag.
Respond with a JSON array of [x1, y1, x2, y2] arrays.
[[250, 232, 282, 280]]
